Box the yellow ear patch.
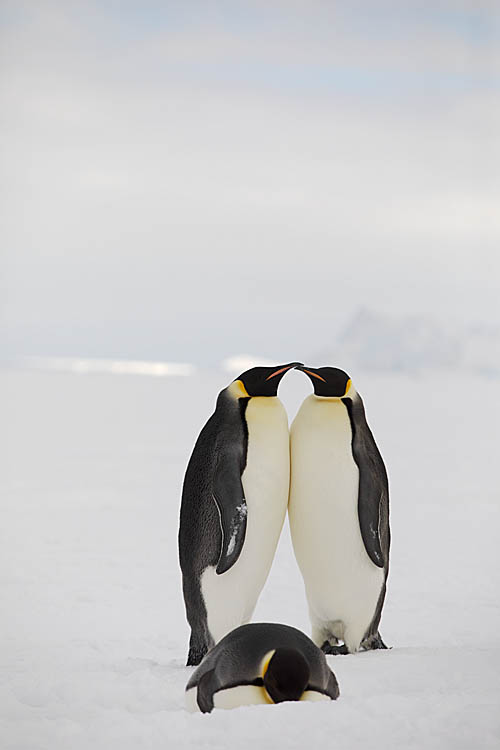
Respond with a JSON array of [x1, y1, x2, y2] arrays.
[[228, 380, 250, 399], [344, 379, 352, 395], [260, 650, 276, 704], [260, 650, 276, 679]]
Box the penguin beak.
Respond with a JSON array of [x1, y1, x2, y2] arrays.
[[296, 365, 327, 383], [265, 362, 304, 381]]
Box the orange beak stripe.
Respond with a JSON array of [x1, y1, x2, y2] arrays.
[[303, 369, 327, 382], [266, 365, 293, 381]]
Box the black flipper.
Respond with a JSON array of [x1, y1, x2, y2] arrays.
[[343, 396, 388, 569], [326, 669, 340, 699], [358, 481, 385, 568], [196, 669, 218, 714], [213, 457, 248, 575], [306, 670, 340, 699]]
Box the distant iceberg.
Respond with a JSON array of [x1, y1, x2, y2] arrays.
[[313, 308, 499, 377], [461, 324, 500, 377]]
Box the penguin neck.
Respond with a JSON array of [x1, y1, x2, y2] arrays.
[[217, 382, 248, 409], [310, 386, 358, 403], [227, 380, 250, 400], [313, 395, 343, 403], [225, 381, 280, 404]]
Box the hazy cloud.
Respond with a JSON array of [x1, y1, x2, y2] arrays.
[[2, 1, 499, 363]]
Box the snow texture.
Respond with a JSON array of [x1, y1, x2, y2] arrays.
[[1, 367, 499, 749]]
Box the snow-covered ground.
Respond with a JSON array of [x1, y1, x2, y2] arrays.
[[1, 367, 499, 749]]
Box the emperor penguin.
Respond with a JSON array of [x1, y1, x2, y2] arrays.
[[289, 366, 390, 655], [185, 622, 340, 712], [179, 363, 301, 666]]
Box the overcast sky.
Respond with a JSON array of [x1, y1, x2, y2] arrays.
[[1, 1, 499, 365]]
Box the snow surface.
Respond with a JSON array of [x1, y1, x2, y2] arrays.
[[1, 367, 499, 749]]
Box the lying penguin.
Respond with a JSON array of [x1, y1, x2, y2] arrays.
[[185, 622, 340, 713]]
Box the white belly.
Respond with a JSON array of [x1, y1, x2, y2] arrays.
[[201, 397, 290, 644], [289, 395, 384, 652], [185, 684, 270, 712], [185, 684, 330, 712]]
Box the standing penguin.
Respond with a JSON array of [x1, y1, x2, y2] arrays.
[[289, 366, 390, 654], [179, 363, 301, 666], [185, 622, 340, 713]]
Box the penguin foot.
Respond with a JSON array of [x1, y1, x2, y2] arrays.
[[372, 633, 388, 650], [321, 641, 349, 656], [361, 632, 388, 651]]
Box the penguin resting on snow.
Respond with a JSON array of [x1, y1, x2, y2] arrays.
[[179, 363, 301, 666], [289, 366, 390, 654], [185, 622, 340, 712]]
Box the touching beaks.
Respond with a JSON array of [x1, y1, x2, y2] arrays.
[[265, 362, 304, 381]]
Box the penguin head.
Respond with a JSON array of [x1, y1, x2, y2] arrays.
[[233, 363, 303, 398], [262, 648, 310, 704], [297, 365, 352, 398]]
